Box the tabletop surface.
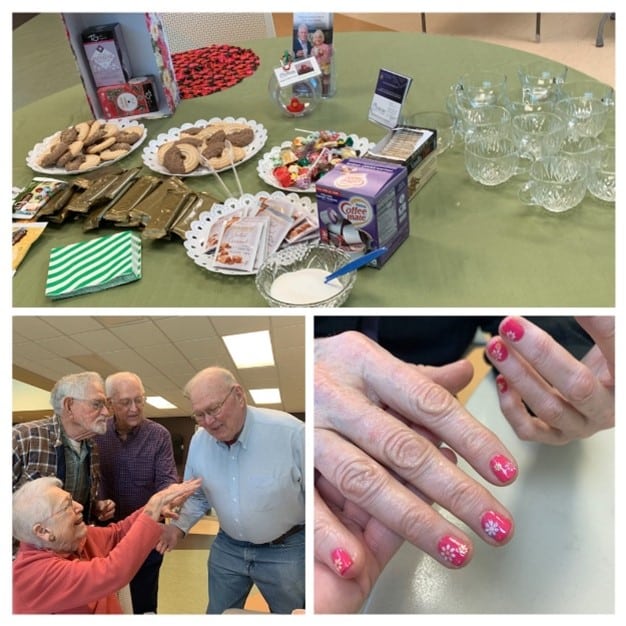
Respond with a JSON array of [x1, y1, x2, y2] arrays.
[[12, 32, 615, 308], [362, 373, 615, 614]]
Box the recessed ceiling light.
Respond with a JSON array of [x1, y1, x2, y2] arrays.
[[222, 330, 275, 368], [145, 396, 177, 409], [249, 388, 281, 404]]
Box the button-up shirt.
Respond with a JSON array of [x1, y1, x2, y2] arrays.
[[95, 418, 179, 519], [174, 405, 305, 544], [12, 413, 100, 522]]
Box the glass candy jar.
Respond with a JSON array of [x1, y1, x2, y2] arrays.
[[268, 72, 322, 118]]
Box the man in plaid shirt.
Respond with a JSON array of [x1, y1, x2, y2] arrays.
[[12, 371, 116, 530]]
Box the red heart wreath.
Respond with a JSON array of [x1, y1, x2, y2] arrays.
[[171, 44, 260, 100]]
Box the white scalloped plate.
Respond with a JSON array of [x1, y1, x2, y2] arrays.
[[26, 119, 147, 175], [142, 117, 267, 177], [256, 133, 374, 193], [184, 190, 317, 276]]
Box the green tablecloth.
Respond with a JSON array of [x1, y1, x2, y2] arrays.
[[12, 32, 614, 307]]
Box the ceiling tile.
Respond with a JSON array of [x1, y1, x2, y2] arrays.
[[13, 315, 305, 419]]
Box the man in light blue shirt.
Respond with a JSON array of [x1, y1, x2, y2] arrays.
[[158, 367, 305, 613]]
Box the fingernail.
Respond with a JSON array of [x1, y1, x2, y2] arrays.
[[481, 510, 513, 543], [331, 548, 353, 575], [487, 338, 508, 362], [490, 454, 518, 483], [501, 317, 525, 342], [438, 535, 470, 566], [496, 374, 508, 393]]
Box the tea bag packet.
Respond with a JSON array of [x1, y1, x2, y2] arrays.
[[213, 215, 267, 273], [12, 177, 68, 220], [250, 216, 270, 271], [284, 212, 319, 244], [169, 190, 219, 239], [260, 205, 295, 256], [202, 209, 246, 253], [254, 195, 297, 219], [45, 230, 142, 299]]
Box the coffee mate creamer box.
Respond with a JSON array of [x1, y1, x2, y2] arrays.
[[315, 157, 409, 268]]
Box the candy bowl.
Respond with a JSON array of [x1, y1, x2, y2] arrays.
[[268, 73, 322, 117], [257, 132, 373, 193], [255, 242, 356, 308]]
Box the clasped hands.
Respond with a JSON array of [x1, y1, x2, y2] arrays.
[[314, 316, 614, 613]]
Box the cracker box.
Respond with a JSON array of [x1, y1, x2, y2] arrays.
[[315, 157, 409, 268], [81, 23, 132, 88], [367, 125, 437, 201]]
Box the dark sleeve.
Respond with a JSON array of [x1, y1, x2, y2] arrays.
[[314, 316, 363, 337], [314, 316, 483, 366], [315, 316, 595, 367]]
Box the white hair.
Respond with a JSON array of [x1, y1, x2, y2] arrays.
[[105, 371, 144, 397], [183, 366, 239, 399], [50, 372, 104, 414], [13, 477, 63, 547]]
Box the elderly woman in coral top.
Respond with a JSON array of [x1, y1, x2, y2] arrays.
[[12, 475, 201, 614]]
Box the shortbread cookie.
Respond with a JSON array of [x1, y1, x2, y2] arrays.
[[163, 143, 200, 174]]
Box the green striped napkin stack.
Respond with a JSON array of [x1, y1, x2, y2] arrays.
[[45, 231, 142, 299]]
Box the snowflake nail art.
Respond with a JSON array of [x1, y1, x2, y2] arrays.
[[438, 536, 470, 566], [488, 338, 508, 362], [481, 511, 512, 542], [331, 548, 353, 576], [500, 318, 525, 342], [490, 454, 518, 483]]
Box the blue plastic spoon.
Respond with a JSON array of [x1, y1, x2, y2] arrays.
[[324, 247, 388, 284]]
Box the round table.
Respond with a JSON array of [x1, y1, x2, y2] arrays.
[[12, 32, 615, 307]]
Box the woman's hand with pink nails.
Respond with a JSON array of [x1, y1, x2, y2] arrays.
[[314, 331, 517, 612], [486, 316, 614, 444]]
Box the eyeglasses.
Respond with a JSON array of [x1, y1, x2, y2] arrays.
[[73, 397, 107, 411], [41, 496, 74, 524], [190, 387, 236, 424], [112, 396, 146, 409]]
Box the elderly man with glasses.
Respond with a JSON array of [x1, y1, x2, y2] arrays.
[[157, 366, 305, 614], [94, 371, 179, 614], [13, 371, 115, 535]]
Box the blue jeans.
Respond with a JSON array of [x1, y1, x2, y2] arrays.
[[207, 528, 305, 614]]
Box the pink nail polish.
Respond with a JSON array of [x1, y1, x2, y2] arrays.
[[481, 511, 512, 542], [438, 535, 470, 566], [331, 548, 353, 576], [487, 338, 508, 362], [490, 454, 518, 483], [496, 374, 508, 393], [501, 318, 525, 342]]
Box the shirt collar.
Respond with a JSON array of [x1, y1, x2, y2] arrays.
[[215, 409, 251, 450], [113, 417, 140, 439]]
